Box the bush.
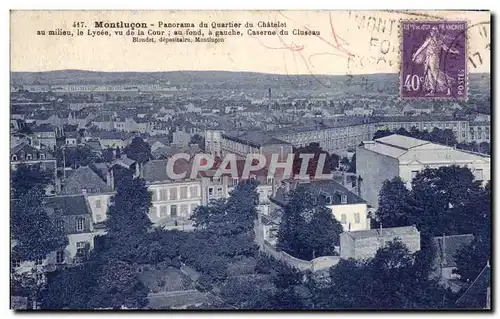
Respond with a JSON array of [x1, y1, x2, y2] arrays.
[[196, 274, 214, 292]]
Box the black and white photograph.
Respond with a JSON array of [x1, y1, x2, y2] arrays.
[[8, 9, 491, 311]]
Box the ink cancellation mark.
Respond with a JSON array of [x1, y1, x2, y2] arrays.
[[400, 20, 468, 100]]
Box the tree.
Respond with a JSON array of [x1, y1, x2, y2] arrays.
[[376, 176, 411, 227], [87, 261, 149, 309], [41, 261, 149, 309], [11, 186, 67, 261], [11, 164, 51, 198], [277, 188, 343, 260], [325, 239, 452, 309], [189, 134, 205, 150], [328, 153, 340, 171], [124, 137, 152, 164], [409, 166, 483, 237], [347, 154, 356, 173], [372, 129, 392, 140], [453, 181, 491, 283]]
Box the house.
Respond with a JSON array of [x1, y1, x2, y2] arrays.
[[356, 134, 491, 208], [59, 166, 114, 224], [339, 226, 421, 260], [64, 131, 80, 146], [11, 194, 97, 282], [89, 131, 134, 149], [30, 124, 59, 149], [11, 143, 57, 179], [142, 159, 202, 229], [271, 180, 370, 232], [44, 194, 96, 264]]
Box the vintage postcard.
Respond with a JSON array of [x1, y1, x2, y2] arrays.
[[10, 10, 491, 310]]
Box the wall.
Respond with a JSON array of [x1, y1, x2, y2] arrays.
[[87, 193, 113, 223], [148, 181, 202, 224], [328, 203, 370, 232], [356, 145, 400, 208]]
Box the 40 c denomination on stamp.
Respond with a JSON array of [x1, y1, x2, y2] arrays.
[[400, 20, 468, 100]]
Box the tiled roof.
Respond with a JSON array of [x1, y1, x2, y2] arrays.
[[61, 166, 112, 195], [44, 194, 91, 216], [272, 179, 365, 206], [142, 159, 193, 184]]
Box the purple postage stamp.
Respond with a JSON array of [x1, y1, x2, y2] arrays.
[[400, 20, 468, 99]]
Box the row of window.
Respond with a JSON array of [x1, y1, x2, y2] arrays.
[[11, 153, 47, 161], [151, 203, 198, 218], [339, 212, 361, 224], [55, 217, 86, 232], [12, 243, 87, 269], [152, 185, 200, 201]]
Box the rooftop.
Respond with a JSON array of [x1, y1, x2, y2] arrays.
[[375, 134, 430, 150], [44, 194, 91, 216], [223, 131, 290, 148], [345, 226, 420, 240], [60, 166, 112, 195]]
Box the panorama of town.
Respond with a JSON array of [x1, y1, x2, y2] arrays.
[[10, 71, 491, 310]]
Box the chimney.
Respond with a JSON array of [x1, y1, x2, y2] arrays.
[[106, 169, 115, 191]]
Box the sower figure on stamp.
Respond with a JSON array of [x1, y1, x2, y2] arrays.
[[412, 26, 459, 96]]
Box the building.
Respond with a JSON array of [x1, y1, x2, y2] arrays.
[[44, 194, 97, 263], [374, 116, 471, 143], [270, 118, 376, 155], [11, 143, 57, 178], [356, 134, 491, 208], [30, 124, 59, 149], [205, 130, 224, 157], [142, 159, 202, 228], [271, 180, 370, 232], [432, 234, 474, 291], [339, 226, 421, 260], [59, 166, 115, 224], [212, 131, 293, 162], [468, 121, 491, 144]]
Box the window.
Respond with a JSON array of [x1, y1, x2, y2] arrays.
[[189, 186, 199, 198], [208, 187, 214, 196], [180, 204, 189, 217], [341, 194, 347, 204], [56, 251, 65, 264], [56, 219, 64, 231], [169, 188, 177, 200], [159, 205, 168, 217], [76, 242, 86, 255], [36, 257, 44, 266], [180, 186, 188, 199], [159, 189, 168, 201], [232, 178, 239, 186], [267, 177, 274, 185], [76, 218, 85, 231], [11, 155, 17, 161], [95, 200, 102, 209], [26, 154, 32, 160], [474, 169, 484, 182], [411, 170, 419, 180], [354, 213, 361, 224], [12, 259, 21, 268], [217, 187, 223, 193], [40, 153, 45, 160], [341, 214, 347, 223], [325, 196, 332, 205], [170, 205, 178, 217]]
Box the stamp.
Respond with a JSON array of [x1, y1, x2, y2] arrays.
[[400, 20, 468, 99]]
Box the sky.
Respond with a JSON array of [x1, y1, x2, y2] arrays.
[[10, 10, 491, 75]]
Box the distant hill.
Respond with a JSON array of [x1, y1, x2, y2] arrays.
[[10, 70, 489, 95]]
